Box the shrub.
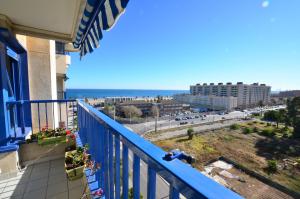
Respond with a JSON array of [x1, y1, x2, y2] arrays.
[[187, 128, 194, 140], [243, 127, 252, 134], [260, 129, 275, 137], [253, 121, 258, 124], [267, 160, 278, 173], [230, 124, 240, 130], [260, 122, 265, 125], [266, 123, 271, 126], [253, 127, 259, 133], [247, 122, 253, 126]]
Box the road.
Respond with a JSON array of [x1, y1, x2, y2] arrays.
[[126, 111, 246, 135], [147, 118, 248, 141]]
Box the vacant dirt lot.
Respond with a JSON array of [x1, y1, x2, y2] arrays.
[[154, 121, 300, 196]]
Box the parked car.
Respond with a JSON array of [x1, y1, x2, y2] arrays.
[[175, 117, 181, 121], [180, 121, 188, 125]]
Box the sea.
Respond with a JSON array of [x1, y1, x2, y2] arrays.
[[66, 89, 188, 99]]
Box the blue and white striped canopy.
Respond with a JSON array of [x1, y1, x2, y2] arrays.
[[73, 0, 129, 58]]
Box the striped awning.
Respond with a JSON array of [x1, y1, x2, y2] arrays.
[[73, 0, 129, 58]]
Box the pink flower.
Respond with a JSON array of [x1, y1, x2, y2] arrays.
[[93, 189, 104, 196]]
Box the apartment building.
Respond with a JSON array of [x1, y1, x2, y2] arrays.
[[174, 94, 237, 111], [190, 82, 271, 108]]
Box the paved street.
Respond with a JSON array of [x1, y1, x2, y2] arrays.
[[126, 111, 246, 135], [147, 118, 247, 141]]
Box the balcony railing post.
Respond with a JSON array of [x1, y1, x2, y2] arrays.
[[169, 185, 179, 199], [45, 103, 48, 128], [19, 101, 25, 135], [104, 128, 110, 199], [122, 143, 129, 199], [115, 134, 121, 199], [147, 167, 156, 199], [37, 102, 41, 131], [109, 131, 114, 199], [133, 154, 140, 199], [66, 101, 68, 129]]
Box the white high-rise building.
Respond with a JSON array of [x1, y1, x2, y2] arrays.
[[190, 82, 271, 108]]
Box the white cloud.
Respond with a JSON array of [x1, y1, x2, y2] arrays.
[[262, 1, 270, 8]]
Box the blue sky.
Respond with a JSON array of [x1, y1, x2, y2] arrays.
[[67, 0, 300, 91]]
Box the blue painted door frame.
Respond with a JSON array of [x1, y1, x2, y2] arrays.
[[0, 28, 31, 146]]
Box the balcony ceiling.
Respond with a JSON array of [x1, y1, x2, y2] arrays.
[[0, 0, 86, 42]]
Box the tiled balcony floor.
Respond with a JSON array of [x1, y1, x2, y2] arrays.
[[0, 158, 85, 199]]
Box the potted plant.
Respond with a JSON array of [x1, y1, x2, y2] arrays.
[[65, 145, 90, 181], [37, 127, 67, 145], [65, 130, 76, 152]]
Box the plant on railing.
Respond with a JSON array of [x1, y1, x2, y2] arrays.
[[37, 126, 68, 145], [65, 144, 90, 181]]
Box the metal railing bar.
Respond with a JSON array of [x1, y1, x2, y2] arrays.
[[45, 103, 48, 128], [66, 102, 68, 129], [109, 132, 114, 199], [122, 143, 129, 199], [133, 154, 141, 199], [37, 103, 41, 131], [169, 185, 179, 199], [115, 134, 121, 199], [147, 167, 156, 199]]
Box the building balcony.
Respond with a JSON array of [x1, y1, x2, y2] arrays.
[[1, 99, 242, 199], [56, 54, 71, 75]]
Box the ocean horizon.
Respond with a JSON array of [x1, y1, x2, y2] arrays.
[[66, 88, 188, 99]]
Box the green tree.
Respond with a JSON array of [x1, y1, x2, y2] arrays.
[[187, 128, 194, 140], [267, 160, 278, 173], [263, 110, 286, 128], [287, 97, 300, 138], [151, 105, 160, 132]]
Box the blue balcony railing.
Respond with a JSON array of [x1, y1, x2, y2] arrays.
[[77, 100, 243, 199], [6, 99, 77, 137], [4, 99, 243, 198]]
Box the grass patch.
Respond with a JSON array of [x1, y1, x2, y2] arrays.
[[230, 124, 240, 130], [243, 127, 253, 134]]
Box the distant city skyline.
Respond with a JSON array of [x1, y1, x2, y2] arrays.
[[67, 0, 300, 91]]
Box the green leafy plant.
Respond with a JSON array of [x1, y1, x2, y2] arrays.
[[267, 160, 278, 173], [260, 129, 275, 137], [230, 124, 240, 130], [243, 127, 252, 134], [253, 127, 259, 133]]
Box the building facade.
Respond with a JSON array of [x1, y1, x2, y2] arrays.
[[190, 82, 271, 108], [174, 94, 237, 111], [116, 100, 189, 117]]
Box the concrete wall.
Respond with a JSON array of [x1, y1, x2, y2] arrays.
[[0, 151, 19, 177], [16, 35, 58, 132]]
